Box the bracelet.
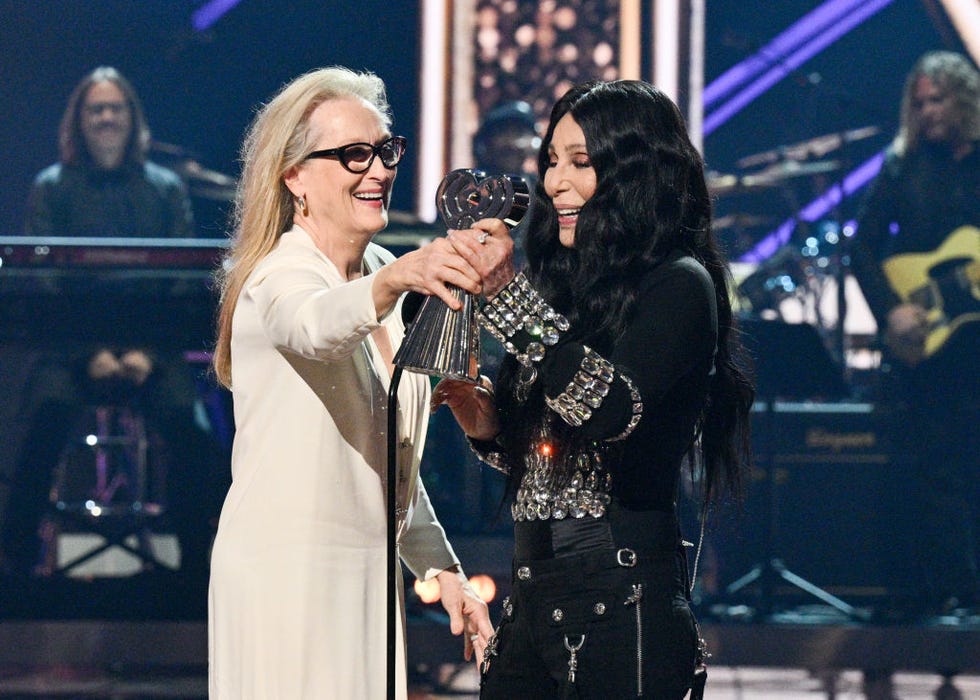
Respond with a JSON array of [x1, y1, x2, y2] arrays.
[[544, 346, 613, 426], [478, 273, 569, 368], [544, 346, 643, 440], [466, 435, 509, 474], [608, 371, 643, 441]]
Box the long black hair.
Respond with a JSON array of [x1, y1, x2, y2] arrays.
[[498, 80, 753, 505]]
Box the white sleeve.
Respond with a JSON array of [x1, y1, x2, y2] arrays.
[[398, 480, 460, 581], [244, 250, 386, 361]]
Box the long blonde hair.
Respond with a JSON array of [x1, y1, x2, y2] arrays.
[[894, 51, 980, 156], [212, 66, 392, 388]]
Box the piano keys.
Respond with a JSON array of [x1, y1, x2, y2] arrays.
[[0, 236, 229, 347], [0, 235, 228, 271]]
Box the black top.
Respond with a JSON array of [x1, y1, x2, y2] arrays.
[[496, 252, 718, 513], [851, 138, 980, 441], [25, 160, 194, 238], [851, 140, 980, 328], [11, 161, 203, 348]]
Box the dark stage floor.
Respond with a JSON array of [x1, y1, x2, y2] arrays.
[[2, 529, 979, 699], [1, 569, 979, 699], [0, 616, 978, 699]]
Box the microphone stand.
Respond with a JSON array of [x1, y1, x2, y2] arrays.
[[386, 285, 480, 700], [386, 366, 403, 700]]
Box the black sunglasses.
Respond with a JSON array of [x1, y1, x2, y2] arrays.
[[304, 135, 407, 173]]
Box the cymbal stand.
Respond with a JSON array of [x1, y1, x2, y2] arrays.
[[808, 127, 856, 373]]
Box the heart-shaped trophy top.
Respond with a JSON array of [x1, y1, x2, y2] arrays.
[[435, 169, 530, 230]]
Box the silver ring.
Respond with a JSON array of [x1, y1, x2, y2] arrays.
[[470, 634, 480, 642], [477, 232, 489, 245]]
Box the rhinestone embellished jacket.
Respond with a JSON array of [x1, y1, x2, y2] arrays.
[[476, 251, 719, 516]]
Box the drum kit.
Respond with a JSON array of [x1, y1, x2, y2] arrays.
[[150, 140, 238, 202], [707, 125, 882, 357], [709, 129, 887, 620]]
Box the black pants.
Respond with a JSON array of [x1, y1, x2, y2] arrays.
[[481, 513, 699, 699], [880, 331, 980, 609]]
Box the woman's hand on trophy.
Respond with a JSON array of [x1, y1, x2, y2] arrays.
[[431, 375, 500, 440], [447, 217, 515, 299], [375, 236, 481, 313]]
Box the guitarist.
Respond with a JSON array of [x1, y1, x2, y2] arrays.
[[852, 51, 980, 616]]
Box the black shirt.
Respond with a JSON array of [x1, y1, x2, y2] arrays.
[[497, 252, 718, 513], [851, 140, 980, 328], [25, 160, 194, 238]]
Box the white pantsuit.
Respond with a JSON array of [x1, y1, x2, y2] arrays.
[[209, 226, 458, 699]]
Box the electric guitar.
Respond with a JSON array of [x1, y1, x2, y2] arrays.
[[881, 225, 980, 358]]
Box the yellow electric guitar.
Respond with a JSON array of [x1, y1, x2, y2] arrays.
[[881, 225, 980, 358]]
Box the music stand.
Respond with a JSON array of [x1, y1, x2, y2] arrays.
[[740, 318, 849, 402], [725, 318, 868, 620]]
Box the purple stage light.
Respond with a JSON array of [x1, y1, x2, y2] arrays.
[[192, 0, 243, 31], [704, 0, 868, 109], [741, 218, 798, 263], [705, 0, 894, 136]]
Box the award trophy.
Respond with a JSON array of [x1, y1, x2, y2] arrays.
[[393, 168, 529, 381]]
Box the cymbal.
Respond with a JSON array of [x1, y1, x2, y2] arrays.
[[736, 125, 880, 169], [706, 172, 773, 197], [177, 160, 237, 188], [713, 213, 777, 231], [188, 183, 237, 202], [172, 160, 238, 201], [740, 159, 840, 188], [706, 159, 837, 196]]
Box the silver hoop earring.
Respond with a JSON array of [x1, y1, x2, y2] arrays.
[[297, 194, 309, 216]]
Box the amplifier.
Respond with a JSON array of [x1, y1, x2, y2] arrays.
[[754, 400, 892, 465], [711, 401, 913, 600]]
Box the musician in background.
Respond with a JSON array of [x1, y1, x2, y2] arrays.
[[0, 67, 219, 594], [852, 51, 980, 615], [473, 100, 541, 183], [26, 65, 194, 239]]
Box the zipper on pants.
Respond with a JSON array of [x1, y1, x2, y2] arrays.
[[625, 583, 644, 696]]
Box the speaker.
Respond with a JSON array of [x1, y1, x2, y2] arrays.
[[713, 401, 914, 602]]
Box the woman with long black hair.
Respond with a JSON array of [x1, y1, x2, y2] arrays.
[[435, 79, 754, 699]]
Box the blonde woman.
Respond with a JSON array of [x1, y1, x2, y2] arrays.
[[208, 66, 502, 698]]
